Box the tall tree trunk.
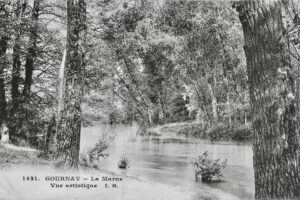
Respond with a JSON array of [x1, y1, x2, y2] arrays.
[[22, 0, 40, 98], [235, 1, 300, 198], [43, 49, 66, 157], [57, 48, 67, 114], [11, 0, 27, 112], [148, 108, 152, 125], [227, 92, 232, 128], [0, 0, 10, 142], [244, 92, 248, 125], [219, 32, 232, 128], [203, 58, 218, 124], [11, 36, 21, 112], [55, 0, 87, 170], [0, 36, 9, 142], [208, 82, 218, 124], [158, 92, 164, 122]]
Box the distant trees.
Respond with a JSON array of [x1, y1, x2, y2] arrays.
[[100, 1, 177, 127], [97, 0, 248, 129], [234, 0, 300, 198], [159, 0, 248, 127], [55, 0, 87, 169]]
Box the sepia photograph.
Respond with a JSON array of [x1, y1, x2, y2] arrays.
[[0, 0, 299, 199]]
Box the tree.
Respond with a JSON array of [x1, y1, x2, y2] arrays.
[[0, 0, 11, 141], [234, 1, 300, 198], [54, 0, 87, 169], [23, 0, 41, 98], [11, 0, 27, 114]]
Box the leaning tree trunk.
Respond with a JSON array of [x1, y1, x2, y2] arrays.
[[55, 0, 87, 170], [234, 1, 300, 199]]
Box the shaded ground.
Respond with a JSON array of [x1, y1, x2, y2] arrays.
[[0, 144, 49, 170]]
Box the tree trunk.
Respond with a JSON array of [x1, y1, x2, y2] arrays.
[[158, 93, 164, 122], [43, 48, 66, 157], [0, 0, 10, 143], [11, 36, 21, 112], [55, 0, 87, 170], [148, 108, 153, 125], [23, 0, 40, 98], [208, 83, 218, 124], [235, 1, 300, 198], [57, 48, 67, 114], [0, 36, 9, 142], [44, 115, 56, 156], [227, 93, 232, 128], [233, 109, 237, 130], [11, 0, 27, 112]]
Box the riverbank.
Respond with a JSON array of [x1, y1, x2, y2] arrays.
[[148, 122, 253, 142], [0, 143, 219, 200]]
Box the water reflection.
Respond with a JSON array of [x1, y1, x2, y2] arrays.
[[81, 125, 254, 200]]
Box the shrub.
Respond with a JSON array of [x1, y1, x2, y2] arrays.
[[159, 122, 253, 141], [205, 123, 229, 141], [118, 154, 130, 169], [231, 125, 253, 141], [191, 151, 227, 183], [53, 156, 66, 169], [80, 134, 114, 168], [206, 123, 252, 142]]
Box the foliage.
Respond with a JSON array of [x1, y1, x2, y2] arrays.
[[0, 0, 250, 150], [80, 133, 114, 168], [230, 124, 252, 142], [160, 122, 252, 142], [191, 151, 227, 183]]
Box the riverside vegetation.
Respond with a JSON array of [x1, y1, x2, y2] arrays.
[[1, 0, 300, 199]]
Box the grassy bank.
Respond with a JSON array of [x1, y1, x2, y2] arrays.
[[0, 143, 49, 170], [149, 122, 253, 142]]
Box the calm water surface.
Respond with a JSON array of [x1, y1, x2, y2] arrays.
[[81, 125, 254, 200]]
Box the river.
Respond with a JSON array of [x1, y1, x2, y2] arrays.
[[81, 124, 254, 200]]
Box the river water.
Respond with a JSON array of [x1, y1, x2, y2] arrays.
[[81, 124, 254, 200]]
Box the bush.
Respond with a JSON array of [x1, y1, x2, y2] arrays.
[[231, 125, 252, 141], [205, 123, 252, 142], [118, 154, 130, 169], [207, 123, 231, 141], [191, 151, 227, 183], [80, 134, 114, 168]]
